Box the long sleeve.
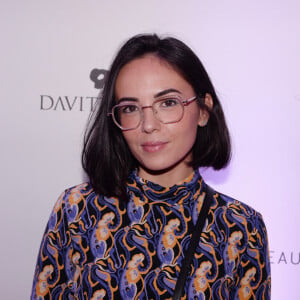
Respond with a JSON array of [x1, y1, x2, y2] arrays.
[[31, 192, 70, 299], [230, 213, 271, 299]]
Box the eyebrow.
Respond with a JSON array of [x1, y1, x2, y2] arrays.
[[117, 88, 182, 103], [154, 88, 181, 98], [118, 97, 138, 103]]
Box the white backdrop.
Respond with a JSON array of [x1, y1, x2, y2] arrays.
[[1, 1, 299, 298]]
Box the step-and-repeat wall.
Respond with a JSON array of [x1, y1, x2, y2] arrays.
[[1, 1, 299, 298]]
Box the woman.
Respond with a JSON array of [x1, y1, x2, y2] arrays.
[[32, 34, 271, 299]]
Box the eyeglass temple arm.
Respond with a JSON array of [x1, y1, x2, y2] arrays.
[[182, 96, 197, 106]]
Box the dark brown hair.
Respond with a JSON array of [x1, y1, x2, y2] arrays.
[[82, 34, 231, 200]]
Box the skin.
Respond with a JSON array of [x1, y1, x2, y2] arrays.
[[115, 54, 212, 187]]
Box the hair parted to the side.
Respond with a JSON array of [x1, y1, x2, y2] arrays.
[[82, 33, 231, 200]]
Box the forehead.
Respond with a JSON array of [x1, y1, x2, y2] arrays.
[[115, 55, 193, 99]]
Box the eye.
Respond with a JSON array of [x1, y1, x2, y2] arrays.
[[160, 98, 180, 108], [120, 104, 139, 114]]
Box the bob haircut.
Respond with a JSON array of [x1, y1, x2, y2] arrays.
[[82, 34, 231, 200]]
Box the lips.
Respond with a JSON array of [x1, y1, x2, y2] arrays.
[[141, 141, 168, 153]]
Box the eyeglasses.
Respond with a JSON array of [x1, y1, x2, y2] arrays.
[[108, 96, 197, 130]]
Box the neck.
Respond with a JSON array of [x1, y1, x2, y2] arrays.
[[138, 164, 195, 187]]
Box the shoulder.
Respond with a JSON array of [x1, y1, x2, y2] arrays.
[[44, 183, 93, 227], [59, 182, 97, 201], [63, 182, 95, 197], [48, 182, 98, 224], [207, 186, 270, 260], [213, 187, 261, 216], [53, 182, 95, 208], [207, 185, 267, 233], [50, 182, 125, 224]]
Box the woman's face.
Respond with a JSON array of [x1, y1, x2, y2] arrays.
[[114, 55, 208, 185]]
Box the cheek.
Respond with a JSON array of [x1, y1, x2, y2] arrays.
[[179, 114, 200, 140], [122, 131, 139, 151], [179, 124, 199, 150], [177, 117, 200, 152]]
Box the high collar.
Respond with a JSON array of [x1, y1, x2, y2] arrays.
[[127, 169, 204, 205]]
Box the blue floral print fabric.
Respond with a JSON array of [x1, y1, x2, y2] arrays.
[[31, 170, 271, 299]]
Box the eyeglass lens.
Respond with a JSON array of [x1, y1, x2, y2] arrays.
[[113, 98, 184, 130]]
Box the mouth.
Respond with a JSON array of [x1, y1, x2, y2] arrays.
[[141, 141, 168, 153]]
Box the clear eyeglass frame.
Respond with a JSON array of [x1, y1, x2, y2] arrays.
[[107, 95, 197, 131]]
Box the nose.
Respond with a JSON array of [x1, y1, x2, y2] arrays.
[[141, 107, 160, 133]]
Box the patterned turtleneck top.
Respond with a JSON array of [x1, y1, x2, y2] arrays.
[[31, 170, 271, 299]]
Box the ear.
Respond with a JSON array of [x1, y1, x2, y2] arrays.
[[198, 93, 213, 127]]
